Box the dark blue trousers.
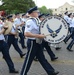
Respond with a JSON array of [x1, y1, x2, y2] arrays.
[[7, 35, 23, 55], [64, 27, 74, 43], [42, 40, 56, 60], [0, 40, 15, 71], [67, 27, 74, 49], [19, 32, 25, 48], [22, 26, 25, 38], [20, 39, 54, 75]]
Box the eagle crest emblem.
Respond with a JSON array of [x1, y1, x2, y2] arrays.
[[46, 24, 62, 38]]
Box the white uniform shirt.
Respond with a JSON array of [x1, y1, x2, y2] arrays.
[[25, 18, 40, 39], [21, 18, 26, 27], [64, 15, 69, 23], [68, 18, 72, 26], [70, 18, 74, 27], [14, 18, 22, 29], [0, 23, 5, 40], [21, 18, 26, 22], [10, 25, 16, 33]]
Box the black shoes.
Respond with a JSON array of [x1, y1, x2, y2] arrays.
[[55, 47, 61, 50], [9, 70, 19, 73], [34, 57, 38, 61], [50, 71, 59, 75], [20, 53, 26, 58], [34, 58, 38, 61], [64, 40, 67, 44], [51, 57, 58, 61], [43, 48, 46, 51], [67, 48, 73, 52]]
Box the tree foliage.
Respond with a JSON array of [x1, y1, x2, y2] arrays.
[[38, 6, 53, 15], [0, 0, 35, 14]]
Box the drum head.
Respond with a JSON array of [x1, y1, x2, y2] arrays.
[[40, 15, 68, 44]]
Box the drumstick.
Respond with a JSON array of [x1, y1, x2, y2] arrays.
[[45, 34, 51, 36]]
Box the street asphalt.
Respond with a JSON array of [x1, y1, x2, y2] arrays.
[[0, 39, 74, 75]]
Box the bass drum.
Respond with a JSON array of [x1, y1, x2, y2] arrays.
[[40, 15, 69, 44]]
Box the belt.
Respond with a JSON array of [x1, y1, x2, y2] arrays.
[[0, 40, 3, 42], [28, 39, 36, 41]]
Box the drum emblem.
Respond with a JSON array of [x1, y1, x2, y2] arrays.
[[46, 24, 62, 38]]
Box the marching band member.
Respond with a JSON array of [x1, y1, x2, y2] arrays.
[[20, 6, 59, 75], [21, 13, 27, 23], [38, 13, 58, 61], [6, 15, 26, 58], [63, 13, 74, 51], [14, 13, 26, 48], [66, 13, 74, 51], [45, 14, 61, 50], [64, 13, 73, 44], [1, 17, 8, 42], [0, 17, 18, 73], [63, 11, 72, 44], [64, 11, 69, 25], [21, 13, 27, 39]]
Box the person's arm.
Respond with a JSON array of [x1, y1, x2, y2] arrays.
[[25, 32, 45, 39], [9, 32, 17, 35], [0, 25, 8, 34], [0, 28, 6, 34], [16, 22, 25, 28]]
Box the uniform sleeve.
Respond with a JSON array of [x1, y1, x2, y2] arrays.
[[71, 19, 74, 25], [14, 19, 17, 23], [13, 19, 19, 26], [25, 20, 33, 32], [13, 20, 16, 28], [13, 23, 16, 29]]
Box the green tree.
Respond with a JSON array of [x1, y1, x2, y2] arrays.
[[0, 0, 35, 14], [38, 6, 52, 15]]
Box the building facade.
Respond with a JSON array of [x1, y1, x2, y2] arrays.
[[52, 2, 74, 15]]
